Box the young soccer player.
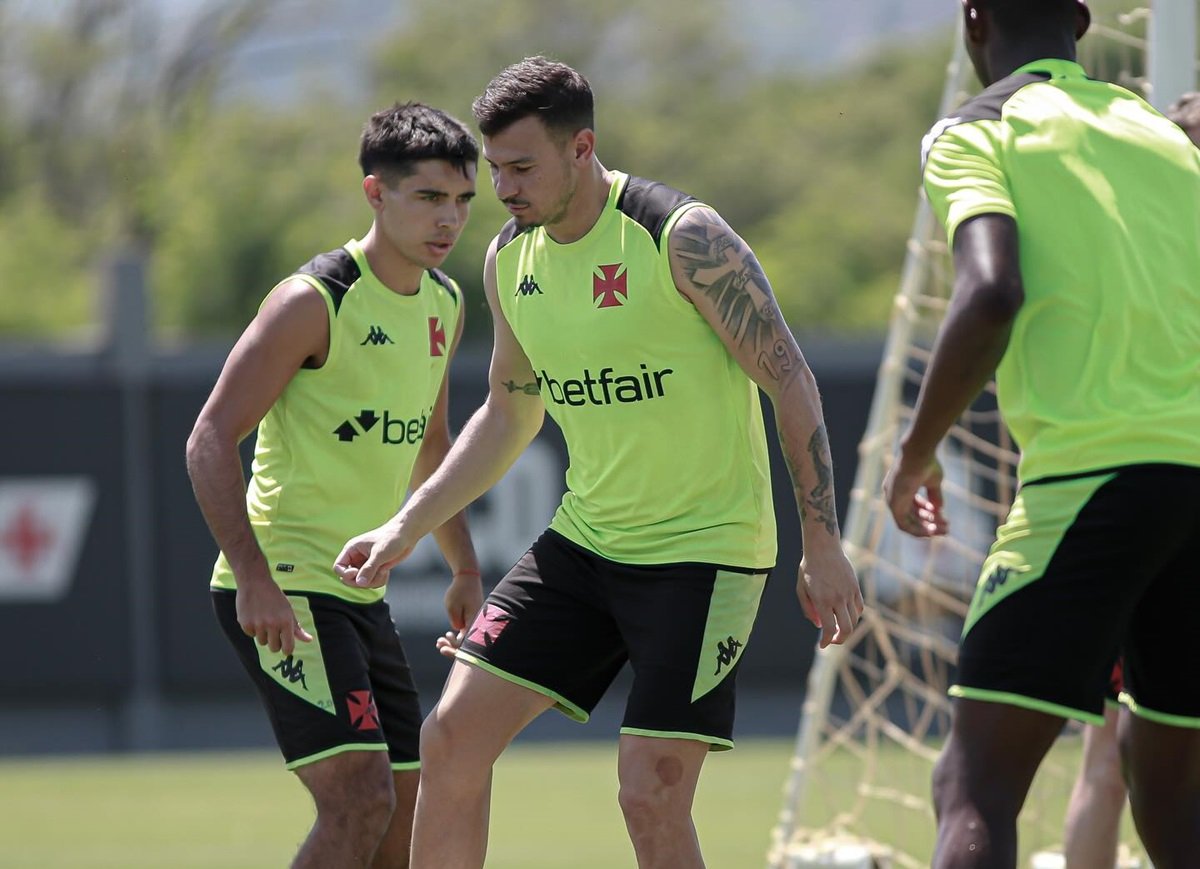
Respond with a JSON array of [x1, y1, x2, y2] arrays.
[[885, 3, 1200, 866]]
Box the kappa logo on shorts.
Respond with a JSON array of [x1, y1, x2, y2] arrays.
[[466, 604, 511, 649], [982, 565, 1013, 596], [272, 655, 308, 691], [714, 636, 744, 676], [347, 690, 380, 731]]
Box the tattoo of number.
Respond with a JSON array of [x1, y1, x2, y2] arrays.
[[757, 338, 795, 382], [804, 426, 838, 536], [673, 211, 776, 351], [502, 379, 540, 395]]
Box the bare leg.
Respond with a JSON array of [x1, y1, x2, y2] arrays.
[[1120, 712, 1200, 869], [293, 750, 397, 868], [931, 699, 1064, 869], [1063, 705, 1125, 869], [409, 661, 554, 869], [370, 769, 419, 869], [617, 734, 710, 869]]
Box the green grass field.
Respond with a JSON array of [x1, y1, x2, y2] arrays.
[[0, 739, 794, 868], [0, 736, 1144, 867]]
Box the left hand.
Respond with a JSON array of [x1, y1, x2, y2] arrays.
[[883, 449, 949, 538], [437, 570, 484, 660], [797, 542, 865, 649]]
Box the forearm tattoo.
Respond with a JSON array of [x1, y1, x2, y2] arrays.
[[804, 425, 839, 536], [502, 379, 540, 395], [672, 210, 799, 383]]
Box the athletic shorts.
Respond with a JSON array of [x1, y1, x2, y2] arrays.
[[213, 589, 422, 769], [951, 463, 1200, 728], [455, 529, 770, 750]]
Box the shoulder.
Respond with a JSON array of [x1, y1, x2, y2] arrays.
[[294, 246, 360, 315], [921, 70, 1050, 169], [426, 268, 461, 307], [617, 175, 699, 248], [494, 218, 527, 254]]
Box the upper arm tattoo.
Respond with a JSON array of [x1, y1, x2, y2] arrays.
[[672, 210, 798, 383]]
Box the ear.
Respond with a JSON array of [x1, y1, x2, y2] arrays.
[[363, 175, 386, 213], [571, 128, 596, 165], [1074, 1, 1091, 41], [962, 0, 987, 45]]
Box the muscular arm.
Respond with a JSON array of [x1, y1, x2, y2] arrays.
[[336, 237, 546, 588], [885, 214, 1023, 537], [669, 206, 839, 545], [185, 278, 326, 654], [668, 206, 862, 646]]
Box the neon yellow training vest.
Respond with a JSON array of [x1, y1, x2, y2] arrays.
[[211, 238, 461, 602], [496, 172, 776, 569]]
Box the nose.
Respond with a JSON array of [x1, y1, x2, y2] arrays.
[[493, 169, 517, 202], [436, 201, 461, 229]]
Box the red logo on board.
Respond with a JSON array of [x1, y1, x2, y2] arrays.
[[347, 690, 380, 731], [0, 505, 53, 573], [428, 317, 446, 356], [592, 264, 628, 308]]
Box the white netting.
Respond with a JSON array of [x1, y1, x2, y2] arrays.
[[768, 5, 1188, 867]]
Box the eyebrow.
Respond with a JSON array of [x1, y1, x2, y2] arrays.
[[484, 156, 535, 168], [414, 188, 477, 198]]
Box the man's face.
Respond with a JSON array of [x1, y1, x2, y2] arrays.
[[483, 115, 579, 230], [369, 159, 477, 269]]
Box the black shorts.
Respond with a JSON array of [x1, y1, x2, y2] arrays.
[[952, 463, 1200, 727], [213, 589, 422, 769], [456, 529, 770, 750]]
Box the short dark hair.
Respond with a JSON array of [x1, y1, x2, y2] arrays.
[[472, 56, 594, 140], [979, 0, 1082, 35], [1167, 92, 1200, 136], [358, 102, 478, 182]]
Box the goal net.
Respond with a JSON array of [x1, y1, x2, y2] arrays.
[[768, 4, 1195, 868]]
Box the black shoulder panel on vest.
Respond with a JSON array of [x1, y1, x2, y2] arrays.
[[955, 70, 1050, 125], [427, 268, 459, 306], [495, 219, 525, 252], [616, 176, 697, 249], [296, 248, 360, 316]]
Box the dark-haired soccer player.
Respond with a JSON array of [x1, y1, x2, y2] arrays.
[[187, 102, 483, 869], [336, 57, 863, 867], [884, 2, 1200, 867]]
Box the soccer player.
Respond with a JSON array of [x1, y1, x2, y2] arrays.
[[1061, 93, 1200, 869], [883, 2, 1200, 867], [883, 1, 1200, 869], [335, 57, 863, 868], [186, 102, 484, 869]]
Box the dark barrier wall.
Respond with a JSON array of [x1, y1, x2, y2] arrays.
[[0, 338, 881, 749]]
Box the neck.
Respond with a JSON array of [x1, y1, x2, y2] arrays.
[[359, 226, 423, 295], [545, 159, 614, 245], [985, 35, 1077, 85]]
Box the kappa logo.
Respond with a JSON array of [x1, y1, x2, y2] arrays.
[[593, 263, 628, 308], [272, 655, 308, 690], [429, 317, 446, 356], [333, 409, 429, 445], [360, 325, 395, 346], [982, 565, 1013, 596], [713, 636, 744, 676], [516, 274, 543, 297], [347, 690, 380, 731]]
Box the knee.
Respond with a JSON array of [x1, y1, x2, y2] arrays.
[[418, 711, 460, 771], [315, 759, 396, 835], [617, 759, 690, 825]]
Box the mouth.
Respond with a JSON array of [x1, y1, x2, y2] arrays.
[[426, 241, 454, 256], [505, 202, 529, 215]]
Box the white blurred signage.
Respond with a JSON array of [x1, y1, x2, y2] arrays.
[[387, 440, 562, 628], [0, 477, 96, 602]]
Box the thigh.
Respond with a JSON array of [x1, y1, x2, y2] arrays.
[[212, 590, 390, 768], [456, 530, 628, 723], [613, 564, 768, 750], [953, 468, 1181, 724]]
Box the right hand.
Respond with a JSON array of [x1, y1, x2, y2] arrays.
[[236, 577, 312, 657], [333, 519, 415, 589]]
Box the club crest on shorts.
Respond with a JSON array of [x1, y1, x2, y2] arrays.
[[347, 689, 380, 731], [466, 604, 512, 649]]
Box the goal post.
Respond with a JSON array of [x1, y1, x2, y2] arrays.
[[768, 4, 1193, 867]]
